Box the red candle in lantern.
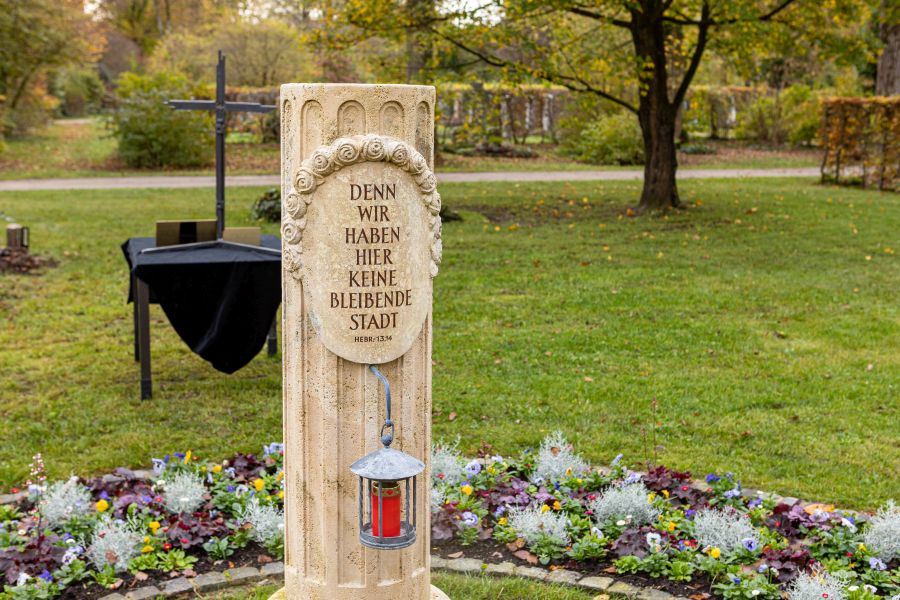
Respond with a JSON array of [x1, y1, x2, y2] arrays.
[[371, 480, 402, 537]]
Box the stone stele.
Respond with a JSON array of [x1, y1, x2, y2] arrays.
[[275, 83, 444, 600]]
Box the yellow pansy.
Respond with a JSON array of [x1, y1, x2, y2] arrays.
[[709, 547, 721, 559], [149, 521, 161, 534], [143, 536, 151, 544], [254, 478, 266, 492], [667, 521, 677, 532], [648, 492, 657, 503], [858, 543, 867, 552], [565, 467, 573, 476], [95, 499, 109, 513], [541, 504, 551, 513], [277, 490, 285, 499], [141, 545, 154, 554], [184, 450, 192, 464], [553, 500, 561, 510], [661, 490, 669, 498], [212, 464, 222, 474], [460, 484, 473, 496], [498, 517, 508, 526], [277, 471, 285, 481]]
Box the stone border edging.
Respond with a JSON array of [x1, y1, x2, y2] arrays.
[[98, 561, 284, 600], [96, 555, 684, 600], [432, 555, 684, 600]]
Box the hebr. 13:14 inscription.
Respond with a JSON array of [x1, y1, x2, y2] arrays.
[[333, 183, 413, 334]]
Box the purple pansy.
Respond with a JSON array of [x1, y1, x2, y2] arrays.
[[461, 511, 479, 527], [464, 460, 482, 477]]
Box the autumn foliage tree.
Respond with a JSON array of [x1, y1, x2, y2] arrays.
[[0, 0, 102, 136], [417, 0, 877, 212]]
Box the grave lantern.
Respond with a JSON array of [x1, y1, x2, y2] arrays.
[[350, 365, 425, 550]]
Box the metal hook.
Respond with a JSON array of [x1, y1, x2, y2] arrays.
[[369, 365, 393, 447]]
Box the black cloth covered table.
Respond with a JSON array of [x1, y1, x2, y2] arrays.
[[122, 236, 281, 374]]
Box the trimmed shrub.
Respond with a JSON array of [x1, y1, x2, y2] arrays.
[[820, 96, 899, 191], [252, 188, 281, 223], [52, 67, 104, 117], [568, 112, 644, 165], [110, 72, 213, 169], [735, 85, 820, 146]]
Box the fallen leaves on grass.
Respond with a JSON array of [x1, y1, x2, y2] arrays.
[[513, 549, 539, 564]]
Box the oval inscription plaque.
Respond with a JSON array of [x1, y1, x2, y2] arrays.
[[283, 135, 442, 364]]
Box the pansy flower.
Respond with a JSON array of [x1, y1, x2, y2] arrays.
[[461, 511, 479, 527], [464, 460, 481, 477]]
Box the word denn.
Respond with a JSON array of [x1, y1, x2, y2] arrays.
[[350, 183, 396, 201]]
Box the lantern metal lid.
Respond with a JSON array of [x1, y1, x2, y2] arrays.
[[350, 446, 425, 481], [351, 365, 424, 550]]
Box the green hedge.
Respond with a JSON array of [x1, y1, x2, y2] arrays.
[[566, 112, 644, 165], [110, 72, 213, 169]]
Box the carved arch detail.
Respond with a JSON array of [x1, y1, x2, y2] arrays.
[[282, 134, 442, 281]]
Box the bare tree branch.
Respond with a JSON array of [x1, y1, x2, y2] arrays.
[[567, 6, 631, 28], [662, 0, 800, 26], [673, 2, 711, 106], [428, 26, 638, 113]]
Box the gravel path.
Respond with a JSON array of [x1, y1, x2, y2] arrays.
[[0, 167, 820, 192]]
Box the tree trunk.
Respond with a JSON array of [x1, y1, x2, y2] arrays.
[[876, 0, 900, 96], [638, 101, 680, 211], [631, 2, 681, 212], [405, 0, 434, 82]]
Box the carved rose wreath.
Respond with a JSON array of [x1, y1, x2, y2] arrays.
[[282, 134, 442, 280]]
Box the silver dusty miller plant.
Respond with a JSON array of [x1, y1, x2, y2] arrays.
[[240, 498, 284, 547], [162, 472, 207, 514], [531, 431, 589, 484], [788, 571, 847, 600], [431, 487, 447, 512], [85, 517, 141, 572], [431, 438, 466, 486], [40, 477, 92, 527], [590, 483, 660, 526], [863, 500, 900, 561], [507, 505, 571, 547], [693, 508, 760, 555]]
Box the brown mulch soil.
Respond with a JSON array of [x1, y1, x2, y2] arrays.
[[432, 537, 713, 597], [677, 140, 820, 167], [0, 248, 57, 274], [57, 543, 275, 600]]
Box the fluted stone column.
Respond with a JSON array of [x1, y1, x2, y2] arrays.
[[273, 84, 447, 600]]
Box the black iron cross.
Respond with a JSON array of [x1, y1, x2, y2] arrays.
[[168, 51, 275, 239]]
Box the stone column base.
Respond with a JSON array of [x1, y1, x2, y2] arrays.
[[268, 586, 450, 600]]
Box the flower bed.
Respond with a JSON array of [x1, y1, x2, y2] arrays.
[[430, 433, 899, 600], [0, 434, 897, 600], [0, 446, 286, 599]]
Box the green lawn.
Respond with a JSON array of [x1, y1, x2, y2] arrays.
[[0, 179, 896, 509], [0, 119, 821, 179], [210, 573, 596, 599]]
